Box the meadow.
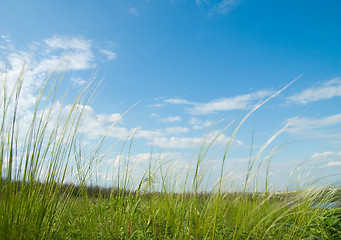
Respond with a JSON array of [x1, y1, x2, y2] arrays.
[[0, 69, 340, 239]]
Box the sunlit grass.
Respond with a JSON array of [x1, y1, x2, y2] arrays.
[[0, 67, 340, 239]]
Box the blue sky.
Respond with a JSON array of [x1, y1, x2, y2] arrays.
[[1, 0, 340, 191]]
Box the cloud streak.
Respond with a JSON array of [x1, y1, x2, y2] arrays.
[[100, 49, 117, 61], [285, 113, 341, 139], [44, 36, 92, 51], [160, 116, 181, 122], [165, 127, 189, 134], [163, 90, 273, 115], [309, 151, 341, 167], [147, 131, 243, 149], [211, 0, 240, 14], [288, 77, 341, 104]]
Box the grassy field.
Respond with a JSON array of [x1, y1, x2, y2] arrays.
[[1, 69, 340, 239], [1, 180, 340, 239]]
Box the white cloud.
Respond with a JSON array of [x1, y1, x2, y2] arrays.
[[0, 35, 117, 115], [3, 35, 96, 74], [0, 35, 129, 152], [16, 101, 126, 142], [128, 152, 182, 165], [211, 0, 240, 14], [127, 153, 152, 165], [206, 130, 243, 146], [163, 90, 273, 115], [77, 105, 125, 139], [44, 36, 91, 51], [135, 129, 162, 139], [193, 121, 213, 130], [0, 34, 13, 51], [309, 151, 341, 167], [100, 49, 117, 61], [1, 52, 43, 113], [160, 116, 181, 122], [286, 113, 341, 139], [189, 118, 213, 130], [101, 152, 186, 184], [149, 103, 166, 107], [71, 76, 87, 87], [1, 34, 9, 39], [149, 113, 159, 118], [35, 49, 95, 72], [190, 90, 273, 114], [147, 132, 243, 149], [288, 77, 341, 104], [16, 35, 115, 74], [164, 90, 273, 115], [25, 103, 127, 141], [164, 98, 192, 105], [311, 151, 340, 160], [11, 101, 124, 149], [165, 127, 189, 134], [327, 161, 341, 167], [106, 152, 184, 170], [148, 136, 202, 148], [189, 117, 201, 125]]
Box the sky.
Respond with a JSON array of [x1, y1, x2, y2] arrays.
[[1, 0, 340, 191]]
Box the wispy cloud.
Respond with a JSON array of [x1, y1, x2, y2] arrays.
[[163, 90, 273, 115], [285, 113, 341, 139], [70, 76, 87, 87], [135, 129, 162, 139], [100, 49, 117, 61], [160, 116, 181, 122], [147, 132, 243, 149], [190, 90, 272, 114], [148, 136, 202, 149], [58, 104, 127, 140], [44, 35, 91, 51], [98, 152, 187, 186], [211, 0, 240, 14], [0, 35, 116, 103], [36, 51, 94, 72], [0, 34, 14, 51], [309, 151, 341, 167], [149, 103, 166, 107], [127, 152, 183, 166], [1, 52, 47, 112], [149, 113, 160, 118], [31, 36, 97, 72], [164, 98, 192, 105], [165, 127, 189, 134], [1, 35, 101, 115], [0, 34, 10, 40], [288, 77, 341, 104], [327, 161, 341, 167], [189, 118, 213, 130]]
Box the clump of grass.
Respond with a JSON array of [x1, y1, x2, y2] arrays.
[[0, 65, 339, 239], [0, 63, 109, 239]]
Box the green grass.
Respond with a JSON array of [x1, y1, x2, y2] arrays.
[[0, 68, 340, 239]]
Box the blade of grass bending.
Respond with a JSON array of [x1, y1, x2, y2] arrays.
[[211, 75, 301, 239]]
